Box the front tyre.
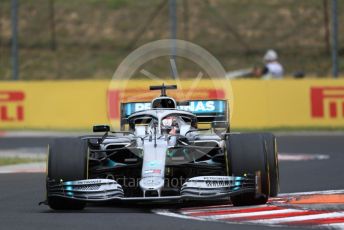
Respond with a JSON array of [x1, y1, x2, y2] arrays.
[[46, 137, 89, 210], [226, 133, 270, 206], [262, 133, 279, 197]]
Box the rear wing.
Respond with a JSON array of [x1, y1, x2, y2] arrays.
[[120, 100, 228, 130]]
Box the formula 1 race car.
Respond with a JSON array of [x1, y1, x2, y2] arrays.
[[44, 84, 279, 210]]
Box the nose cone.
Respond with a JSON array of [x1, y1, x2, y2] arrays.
[[140, 177, 165, 194]]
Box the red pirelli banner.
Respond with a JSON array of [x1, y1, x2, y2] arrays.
[[0, 79, 344, 130]]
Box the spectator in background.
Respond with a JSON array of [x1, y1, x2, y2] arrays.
[[254, 49, 284, 79]]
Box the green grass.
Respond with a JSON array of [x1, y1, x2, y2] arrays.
[[0, 0, 343, 79], [0, 157, 45, 166]]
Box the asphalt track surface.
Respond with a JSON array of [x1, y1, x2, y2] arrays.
[[0, 134, 343, 230]]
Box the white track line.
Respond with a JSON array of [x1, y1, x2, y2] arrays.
[[154, 190, 344, 228], [251, 212, 344, 224], [278, 153, 330, 161], [279, 189, 344, 196], [197, 209, 302, 220], [181, 205, 268, 214], [153, 209, 204, 221], [0, 162, 45, 174]]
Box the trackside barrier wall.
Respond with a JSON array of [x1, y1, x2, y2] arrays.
[[0, 80, 344, 130]]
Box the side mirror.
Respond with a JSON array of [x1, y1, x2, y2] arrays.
[[93, 125, 110, 133], [211, 121, 229, 129], [211, 121, 229, 135]]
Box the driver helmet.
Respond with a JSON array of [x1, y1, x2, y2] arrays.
[[162, 116, 179, 134], [162, 116, 174, 127]]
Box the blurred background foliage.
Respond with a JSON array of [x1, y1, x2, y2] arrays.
[[0, 0, 343, 80]]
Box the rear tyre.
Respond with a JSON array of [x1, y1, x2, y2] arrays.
[[226, 133, 270, 206], [47, 137, 88, 210], [262, 133, 279, 197]]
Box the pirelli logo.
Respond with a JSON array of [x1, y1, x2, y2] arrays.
[[311, 87, 344, 119], [0, 91, 25, 122]]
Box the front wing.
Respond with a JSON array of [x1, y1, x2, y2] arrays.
[[45, 175, 261, 203]]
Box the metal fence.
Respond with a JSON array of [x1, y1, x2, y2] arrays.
[[0, 0, 342, 80]]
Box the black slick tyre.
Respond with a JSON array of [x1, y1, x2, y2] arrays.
[[262, 133, 279, 197], [226, 133, 270, 206], [47, 137, 88, 210]]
